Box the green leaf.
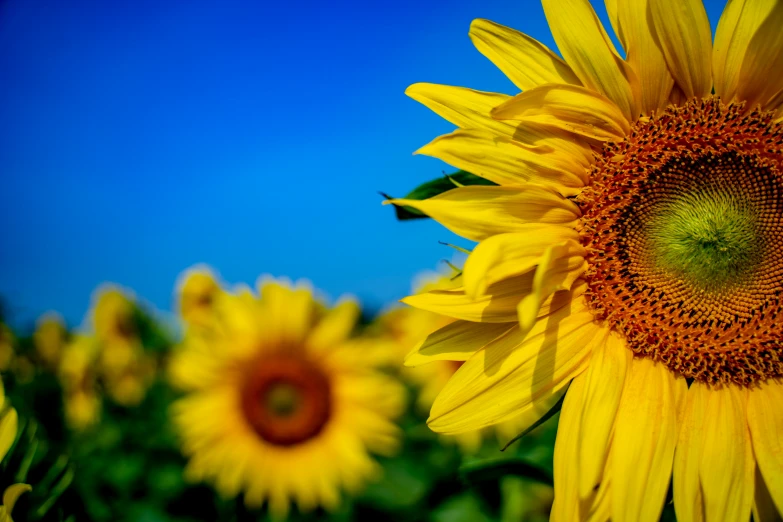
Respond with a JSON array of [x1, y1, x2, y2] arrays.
[[460, 458, 553, 487], [359, 457, 431, 509], [432, 493, 493, 522], [382, 171, 496, 221]]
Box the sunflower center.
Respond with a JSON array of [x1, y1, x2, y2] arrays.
[[264, 382, 301, 417], [579, 98, 783, 386], [647, 190, 760, 292], [240, 354, 331, 446]]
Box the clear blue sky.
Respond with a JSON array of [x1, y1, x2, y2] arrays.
[[0, 0, 727, 329]]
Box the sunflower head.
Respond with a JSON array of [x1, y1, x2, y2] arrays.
[[58, 335, 102, 430], [398, 1, 783, 521], [33, 312, 67, 369], [170, 276, 405, 518], [91, 285, 137, 344], [176, 266, 223, 329]]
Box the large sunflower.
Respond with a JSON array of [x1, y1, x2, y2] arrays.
[[393, 1, 783, 520], [169, 275, 405, 519]]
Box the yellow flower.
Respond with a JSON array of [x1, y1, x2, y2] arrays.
[[170, 277, 405, 519], [89, 285, 155, 406], [33, 312, 67, 369], [176, 265, 223, 330], [397, 2, 783, 520], [92, 285, 136, 345], [58, 335, 101, 430]]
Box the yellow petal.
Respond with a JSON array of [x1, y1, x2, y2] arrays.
[[307, 298, 360, 350], [258, 281, 314, 344], [713, 0, 778, 102], [428, 302, 606, 433], [405, 83, 517, 137], [768, 88, 783, 115], [402, 272, 584, 324], [402, 275, 528, 323], [463, 226, 580, 298], [541, 0, 638, 121], [469, 18, 582, 91], [650, 0, 712, 99], [752, 465, 781, 522], [611, 358, 686, 522], [552, 371, 593, 521], [385, 185, 581, 242], [577, 333, 631, 498], [415, 129, 587, 195], [747, 378, 783, 516], [492, 84, 630, 141], [404, 321, 515, 366], [0, 408, 17, 463], [1, 483, 30, 521], [617, 0, 675, 114], [737, 3, 783, 110], [674, 383, 754, 522], [517, 241, 587, 335], [604, 0, 623, 48]]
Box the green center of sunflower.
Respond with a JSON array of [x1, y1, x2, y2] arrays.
[[647, 192, 760, 292], [264, 382, 302, 417]]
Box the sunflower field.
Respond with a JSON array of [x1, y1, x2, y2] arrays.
[[0, 264, 561, 522], [4, 0, 783, 520]]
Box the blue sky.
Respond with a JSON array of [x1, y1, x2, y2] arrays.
[[0, 0, 727, 329]]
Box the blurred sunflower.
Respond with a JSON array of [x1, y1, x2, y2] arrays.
[[58, 335, 102, 430], [381, 271, 538, 454], [394, 1, 783, 520], [170, 276, 405, 519], [33, 312, 67, 369], [90, 286, 155, 406], [176, 265, 223, 330]]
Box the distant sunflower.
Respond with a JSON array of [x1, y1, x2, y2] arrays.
[[90, 286, 154, 406], [33, 312, 67, 369], [170, 277, 405, 518], [394, 1, 783, 520], [58, 335, 102, 430], [176, 265, 223, 330]]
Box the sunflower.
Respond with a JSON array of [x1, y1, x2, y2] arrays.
[[33, 312, 67, 369], [58, 334, 102, 430], [170, 276, 405, 518], [176, 265, 223, 331], [393, 1, 783, 520], [90, 286, 155, 406]]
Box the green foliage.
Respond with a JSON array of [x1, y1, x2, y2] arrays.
[[382, 171, 496, 220]]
